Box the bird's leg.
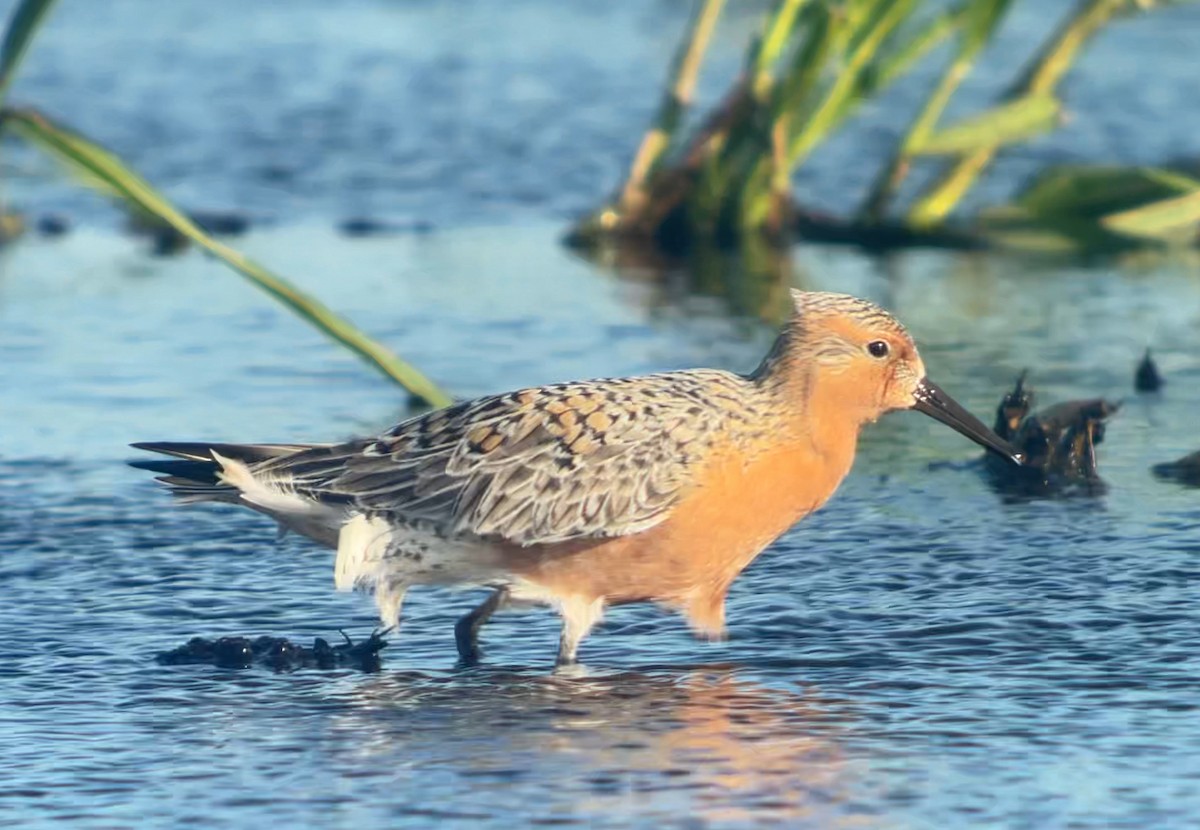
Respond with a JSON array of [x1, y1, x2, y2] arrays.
[[555, 596, 605, 667], [455, 588, 509, 665], [683, 588, 728, 642], [375, 582, 407, 632]]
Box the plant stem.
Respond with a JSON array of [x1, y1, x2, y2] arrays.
[[859, 0, 1003, 221], [0, 0, 60, 109], [3, 107, 453, 408], [739, 0, 920, 234], [616, 0, 725, 218], [907, 0, 1129, 227], [785, 0, 918, 169], [750, 0, 810, 98]]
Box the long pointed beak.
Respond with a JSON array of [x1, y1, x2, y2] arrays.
[[913, 378, 1023, 464]]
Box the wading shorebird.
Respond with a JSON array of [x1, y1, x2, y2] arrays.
[[132, 291, 1020, 667]]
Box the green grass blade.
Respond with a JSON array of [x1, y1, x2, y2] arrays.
[[1009, 0, 1126, 98], [786, 0, 920, 168], [1001, 163, 1200, 247], [774, 1, 835, 116], [868, 3, 967, 92], [1143, 167, 1200, 192], [0, 0, 59, 107], [1100, 189, 1200, 241], [859, 0, 1015, 221], [618, 0, 726, 213], [731, 5, 832, 233], [739, 0, 926, 232], [908, 0, 1132, 226], [753, 0, 809, 82], [1018, 165, 1200, 218], [961, 0, 1013, 55], [911, 94, 1059, 154], [3, 107, 453, 408]]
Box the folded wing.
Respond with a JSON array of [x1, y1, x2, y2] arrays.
[[259, 371, 741, 546]]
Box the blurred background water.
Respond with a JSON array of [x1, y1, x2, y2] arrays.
[[2, 2, 1200, 828]]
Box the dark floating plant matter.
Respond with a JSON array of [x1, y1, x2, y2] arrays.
[[1153, 451, 1200, 488], [1135, 348, 1164, 393], [984, 371, 1119, 497], [156, 630, 390, 673]]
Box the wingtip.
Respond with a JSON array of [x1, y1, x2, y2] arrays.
[[128, 441, 226, 462], [129, 441, 204, 459]]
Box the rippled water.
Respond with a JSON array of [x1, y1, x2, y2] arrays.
[[4, 225, 1200, 828], [4, 1, 1200, 827]]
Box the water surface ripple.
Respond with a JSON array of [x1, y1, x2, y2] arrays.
[[4, 226, 1200, 827]]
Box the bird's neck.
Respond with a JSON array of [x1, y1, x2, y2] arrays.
[[750, 327, 867, 471], [749, 323, 799, 387]]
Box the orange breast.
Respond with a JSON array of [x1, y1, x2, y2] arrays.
[[503, 425, 858, 636]]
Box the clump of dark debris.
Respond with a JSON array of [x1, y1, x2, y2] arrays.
[[1153, 450, 1200, 487], [156, 630, 389, 673], [985, 371, 1119, 497], [1135, 348, 1164, 393]]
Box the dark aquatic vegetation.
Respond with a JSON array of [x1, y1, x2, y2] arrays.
[[1135, 348, 1164, 393], [337, 216, 435, 237], [993, 370, 1035, 442], [984, 371, 1118, 497], [156, 630, 390, 673], [126, 209, 254, 256], [35, 212, 70, 236], [571, 0, 1190, 257], [1152, 450, 1200, 487]]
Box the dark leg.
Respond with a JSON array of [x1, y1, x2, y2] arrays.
[[455, 588, 508, 664]]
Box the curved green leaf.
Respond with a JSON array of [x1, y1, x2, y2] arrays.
[[1018, 165, 1200, 220], [911, 94, 1060, 155], [2, 106, 453, 408], [0, 0, 59, 108], [1101, 189, 1200, 241], [908, 0, 1132, 226]]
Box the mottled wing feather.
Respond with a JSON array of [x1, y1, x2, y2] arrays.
[[259, 371, 751, 546]]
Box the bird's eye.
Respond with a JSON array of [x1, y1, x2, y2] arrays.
[[867, 340, 890, 359]]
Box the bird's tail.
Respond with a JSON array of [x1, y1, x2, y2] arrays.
[[129, 441, 321, 504]]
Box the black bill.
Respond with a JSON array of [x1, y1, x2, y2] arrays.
[[913, 378, 1023, 465]]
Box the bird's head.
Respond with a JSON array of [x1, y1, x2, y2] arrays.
[[772, 290, 1021, 463]]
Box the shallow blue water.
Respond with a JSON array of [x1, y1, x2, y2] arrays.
[[4, 225, 1200, 829], [4, 1, 1200, 828]]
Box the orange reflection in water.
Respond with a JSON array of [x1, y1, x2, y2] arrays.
[[332, 665, 879, 828]]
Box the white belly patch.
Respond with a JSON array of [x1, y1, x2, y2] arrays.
[[334, 514, 502, 625]]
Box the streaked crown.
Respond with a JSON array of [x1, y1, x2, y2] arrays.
[[788, 290, 909, 338]]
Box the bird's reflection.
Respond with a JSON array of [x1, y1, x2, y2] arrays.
[[320, 664, 864, 826], [576, 236, 799, 325]]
